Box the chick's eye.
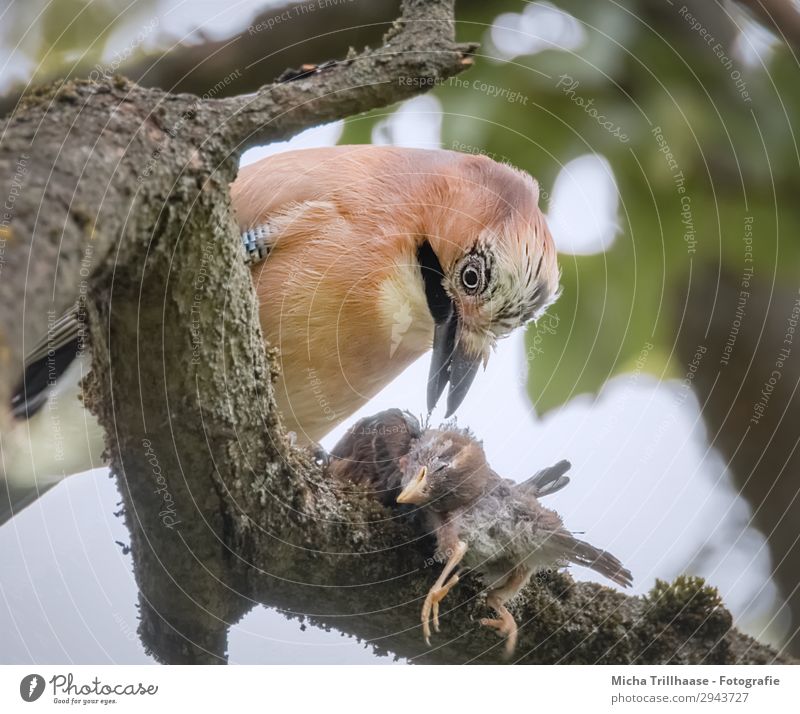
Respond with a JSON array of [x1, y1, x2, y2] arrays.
[[460, 258, 484, 294]]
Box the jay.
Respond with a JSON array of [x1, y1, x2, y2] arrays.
[[2, 146, 559, 524]]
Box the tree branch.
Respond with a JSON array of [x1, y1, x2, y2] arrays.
[[735, 0, 800, 53], [209, 0, 476, 148], [0, 0, 790, 664], [0, 0, 403, 119]]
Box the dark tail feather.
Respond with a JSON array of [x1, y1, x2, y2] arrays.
[[0, 482, 57, 527], [11, 308, 81, 420], [516, 459, 571, 498], [552, 531, 633, 588], [11, 340, 79, 419]]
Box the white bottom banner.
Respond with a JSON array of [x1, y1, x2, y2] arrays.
[[1, 665, 797, 713]]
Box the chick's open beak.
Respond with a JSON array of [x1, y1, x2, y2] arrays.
[[427, 313, 482, 417], [397, 466, 428, 505]]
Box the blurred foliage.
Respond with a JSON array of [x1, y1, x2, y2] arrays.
[[1, 0, 158, 92], [38, 0, 116, 72], [347, 0, 800, 413]]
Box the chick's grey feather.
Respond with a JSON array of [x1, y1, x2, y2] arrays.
[[457, 486, 632, 589]]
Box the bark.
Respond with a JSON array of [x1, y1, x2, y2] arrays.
[[0, 0, 402, 119], [0, 0, 790, 664]]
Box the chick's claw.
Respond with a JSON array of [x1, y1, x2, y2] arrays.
[[480, 601, 518, 658], [421, 572, 461, 645], [420, 541, 467, 646], [430, 572, 460, 633]]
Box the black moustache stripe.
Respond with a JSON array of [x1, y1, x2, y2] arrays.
[[417, 239, 452, 324]]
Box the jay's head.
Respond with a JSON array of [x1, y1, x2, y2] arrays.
[[414, 153, 560, 416], [396, 428, 491, 511]]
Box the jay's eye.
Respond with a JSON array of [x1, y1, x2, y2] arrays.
[[460, 257, 485, 295]]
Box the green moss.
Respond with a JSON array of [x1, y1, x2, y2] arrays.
[[646, 575, 729, 635], [642, 575, 732, 663]]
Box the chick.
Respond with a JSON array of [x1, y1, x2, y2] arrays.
[[326, 409, 566, 506], [396, 433, 632, 656], [327, 409, 423, 505]]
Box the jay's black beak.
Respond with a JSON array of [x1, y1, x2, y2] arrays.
[[418, 240, 481, 416], [427, 313, 481, 416]]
